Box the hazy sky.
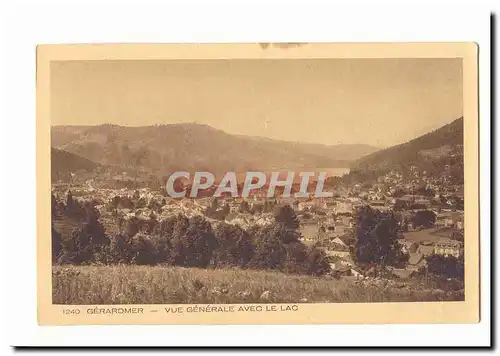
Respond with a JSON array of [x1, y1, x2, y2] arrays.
[[50, 58, 462, 147]]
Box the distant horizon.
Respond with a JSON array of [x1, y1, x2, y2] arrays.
[[50, 116, 462, 150]]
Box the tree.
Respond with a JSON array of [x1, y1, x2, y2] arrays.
[[206, 198, 230, 220], [451, 230, 464, 241], [51, 194, 59, 220], [125, 216, 141, 238], [351, 206, 408, 268], [148, 198, 162, 212], [248, 224, 287, 270], [392, 188, 407, 198], [51, 194, 62, 263], [251, 203, 263, 214], [305, 245, 331, 276], [169, 215, 218, 267], [221, 202, 230, 216], [121, 143, 131, 167], [426, 254, 464, 280], [130, 233, 159, 265], [213, 223, 254, 267], [282, 242, 309, 274], [248, 224, 330, 276], [108, 233, 135, 264], [239, 200, 250, 213], [120, 196, 135, 210], [132, 146, 150, 172], [136, 197, 147, 209], [409, 203, 427, 210], [52, 224, 62, 263], [393, 199, 408, 211], [154, 214, 178, 237], [110, 195, 121, 211], [416, 185, 435, 197], [411, 210, 436, 229], [58, 201, 110, 264], [61, 213, 109, 264], [274, 204, 300, 230], [66, 190, 74, 215]]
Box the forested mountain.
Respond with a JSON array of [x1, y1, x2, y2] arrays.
[[351, 117, 463, 179], [51, 123, 379, 175]]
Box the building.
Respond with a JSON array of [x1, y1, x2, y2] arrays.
[[300, 222, 321, 243], [397, 239, 418, 254], [416, 243, 435, 257], [434, 239, 463, 258], [407, 253, 426, 272], [334, 200, 354, 214], [435, 211, 464, 230]]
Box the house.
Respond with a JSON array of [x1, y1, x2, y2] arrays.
[[329, 260, 360, 278], [434, 239, 462, 258], [369, 199, 385, 206], [414, 198, 431, 207], [336, 233, 355, 246], [399, 195, 415, 203], [407, 253, 426, 272], [339, 255, 355, 267], [300, 222, 322, 243], [368, 192, 384, 201], [321, 200, 337, 210], [331, 236, 348, 248], [334, 200, 353, 214], [335, 215, 352, 227], [350, 267, 363, 279], [416, 243, 435, 257], [435, 212, 464, 229], [330, 265, 352, 277], [325, 250, 351, 259], [397, 239, 418, 254], [331, 224, 347, 236], [391, 268, 413, 279], [298, 201, 315, 211], [276, 196, 296, 206]]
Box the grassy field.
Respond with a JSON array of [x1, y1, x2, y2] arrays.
[[52, 265, 463, 304]]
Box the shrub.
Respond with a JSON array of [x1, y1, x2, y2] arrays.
[[213, 223, 254, 268], [426, 253, 464, 280], [352, 206, 408, 268], [305, 246, 331, 276], [169, 215, 218, 268]]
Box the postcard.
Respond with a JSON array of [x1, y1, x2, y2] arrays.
[[36, 43, 479, 325]]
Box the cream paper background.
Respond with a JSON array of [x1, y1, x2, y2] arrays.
[[37, 43, 479, 325]]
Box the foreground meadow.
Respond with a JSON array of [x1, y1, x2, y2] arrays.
[[52, 265, 463, 304]]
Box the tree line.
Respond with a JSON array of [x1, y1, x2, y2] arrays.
[[52, 193, 330, 276], [350, 205, 464, 280], [52, 192, 463, 280]]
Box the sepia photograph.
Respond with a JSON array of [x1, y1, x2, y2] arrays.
[[36, 43, 480, 325], [2, 0, 492, 347]]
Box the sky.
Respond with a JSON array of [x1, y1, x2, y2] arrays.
[[50, 58, 463, 147]]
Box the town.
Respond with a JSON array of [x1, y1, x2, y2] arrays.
[[52, 162, 465, 283]]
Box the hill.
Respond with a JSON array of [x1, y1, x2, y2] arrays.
[[51, 124, 379, 175], [51, 147, 99, 181], [352, 117, 463, 178]]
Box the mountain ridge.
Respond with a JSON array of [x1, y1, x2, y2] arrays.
[[51, 123, 380, 174], [51, 147, 99, 181], [351, 117, 463, 178]]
